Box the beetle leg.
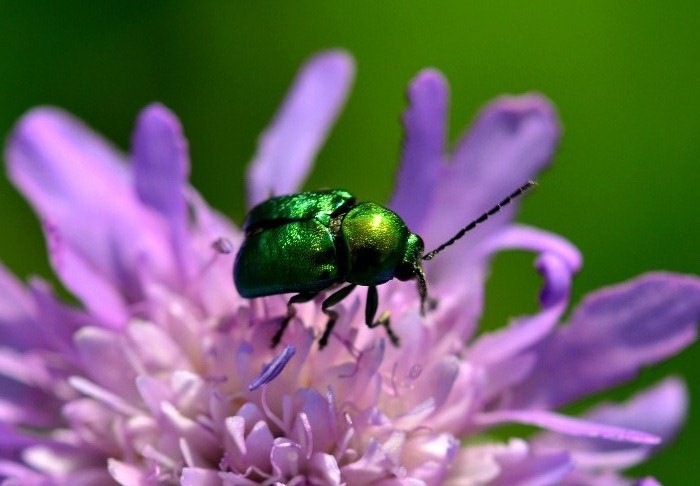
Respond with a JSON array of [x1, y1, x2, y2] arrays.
[[318, 284, 357, 349], [414, 266, 438, 315], [365, 286, 400, 347], [272, 292, 319, 347]]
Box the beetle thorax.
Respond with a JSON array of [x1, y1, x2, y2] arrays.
[[340, 202, 410, 286]]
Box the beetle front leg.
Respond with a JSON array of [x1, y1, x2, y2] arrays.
[[365, 286, 400, 346], [415, 267, 437, 315], [318, 284, 357, 349], [272, 291, 319, 347]]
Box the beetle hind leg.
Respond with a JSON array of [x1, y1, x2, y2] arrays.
[[366, 286, 400, 346], [318, 284, 357, 349], [272, 291, 318, 347]]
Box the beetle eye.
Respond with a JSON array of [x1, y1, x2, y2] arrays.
[[395, 262, 416, 281]]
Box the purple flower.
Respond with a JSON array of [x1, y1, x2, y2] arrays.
[[1, 50, 699, 485]]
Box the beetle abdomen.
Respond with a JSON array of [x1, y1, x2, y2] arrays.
[[234, 219, 341, 297]]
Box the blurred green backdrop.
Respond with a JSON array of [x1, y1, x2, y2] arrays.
[[1, 2, 698, 482]]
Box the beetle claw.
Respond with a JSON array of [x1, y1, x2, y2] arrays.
[[379, 311, 400, 347]]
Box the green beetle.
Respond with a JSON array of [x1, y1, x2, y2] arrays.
[[234, 182, 534, 348]]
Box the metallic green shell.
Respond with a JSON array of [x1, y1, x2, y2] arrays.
[[234, 189, 423, 298], [243, 189, 355, 233], [234, 219, 341, 297], [340, 203, 410, 286]]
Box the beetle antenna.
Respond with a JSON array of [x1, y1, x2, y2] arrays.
[[422, 180, 536, 261]]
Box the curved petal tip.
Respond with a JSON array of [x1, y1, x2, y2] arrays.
[[307, 49, 355, 78], [486, 93, 561, 142], [408, 68, 448, 99], [246, 50, 355, 207]]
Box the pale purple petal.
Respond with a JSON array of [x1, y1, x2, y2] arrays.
[[477, 224, 582, 274], [635, 478, 661, 486], [293, 389, 336, 453], [340, 439, 393, 483], [0, 263, 36, 350], [160, 401, 219, 454], [469, 297, 565, 366], [133, 103, 192, 279], [41, 219, 129, 326], [270, 439, 304, 478], [308, 453, 341, 485], [389, 69, 447, 231], [490, 452, 572, 486], [476, 410, 660, 445], [419, 96, 561, 324], [183, 188, 242, 316], [0, 460, 47, 484], [246, 51, 355, 207], [512, 273, 700, 409], [246, 421, 275, 472], [583, 378, 687, 446], [421, 94, 560, 253], [536, 252, 573, 308], [73, 327, 138, 402], [6, 108, 177, 325], [107, 459, 147, 484], [28, 278, 91, 352], [68, 376, 142, 417], [532, 379, 687, 470], [181, 466, 222, 485], [0, 386, 56, 429], [447, 439, 534, 485], [0, 423, 45, 450]]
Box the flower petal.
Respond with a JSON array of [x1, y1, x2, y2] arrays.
[[475, 409, 660, 445], [511, 272, 700, 409], [29, 278, 92, 353], [532, 378, 687, 471], [132, 104, 192, 279], [6, 108, 176, 325], [246, 51, 355, 207], [270, 439, 304, 479], [107, 458, 146, 485], [421, 94, 560, 253], [636, 478, 662, 486], [445, 439, 529, 485], [419, 97, 561, 337], [73, 327, 138, 402], [389, 69, 448, 231], [308, 452, 341, 486], [490, 452, 572, 486], [0, 263, 36, 351], [0, 459, 46, 484], [181, 467, 222, 486], [469, 300, 564, 367], [477, 224, 582, 274], [244, 420, 274, 472], [582, 378, 687, 447], [432, 225, 580, 341]]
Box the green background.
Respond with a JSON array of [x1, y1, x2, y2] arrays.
[[1, 2, 698, 482]]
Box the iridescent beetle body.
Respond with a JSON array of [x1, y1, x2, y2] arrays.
[[235, 189, 424, 347], [234, 183, 534, 348]]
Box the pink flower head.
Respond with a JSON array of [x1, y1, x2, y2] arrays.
[[1, 51, 699, 485]]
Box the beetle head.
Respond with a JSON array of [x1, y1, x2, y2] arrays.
[[395, 233, 424, 281], [395, 233, 429, 315]]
